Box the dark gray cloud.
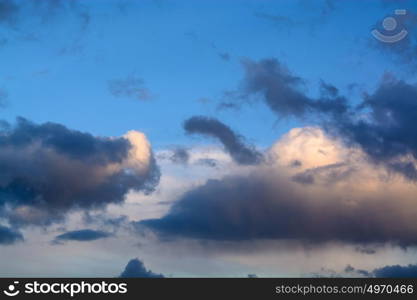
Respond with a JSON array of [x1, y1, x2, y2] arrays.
[[53, 229, 111, 244], [330, 77, 417, 179], [291, 172, 315, 185], [169, 147, 190, 165], [0, 117, 131, 164], [373, 264, 417, 278], [184, 116, 263, 165], [139, 171, 417, 245], [345, 263, 417, 278], [238, 58, 348, 117], [0, 225, 23, 245], [0, 117, 160, 226], [119, 258, 164, 278], [108, 74, 152, 101]]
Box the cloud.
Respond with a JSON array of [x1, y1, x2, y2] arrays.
[[0, 117, 160, 226], [236, 58, 348, 117], [139, 127, 417, 246], [0, 225, 22, 245], [119, 258, 164, 278], [169, 147, 190, 165], [82, 212, 129, 233], [196, 158, 218, 168], [291, 163, 354, 185], [330, 76, 417, 180], [228, 58, 417, 181], [373, 264, 417, 278], [344, 263, 417, 278], [53, 229, 111, 244], [184, 116, 263, 165], [108, 74, 153, 101]]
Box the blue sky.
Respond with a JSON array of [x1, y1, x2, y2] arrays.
[[1, 0, 414, 149], [1, 0, 417, 277]]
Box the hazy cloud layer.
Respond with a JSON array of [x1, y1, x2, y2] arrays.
[[0, 118, 160, 226], [184, 116, 263, 165]]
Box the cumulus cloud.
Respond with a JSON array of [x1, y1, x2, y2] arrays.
[[227, 58, 417, 181], [52, 229, 111, 244], [184, 116, 263, 165], [119, 258, 164, 278], [139, 127, 417, 246], [0, 118, 160, 226], [0, 225, 22, 245], [330, 76, 417, 180], [108, 74, 153, 101]]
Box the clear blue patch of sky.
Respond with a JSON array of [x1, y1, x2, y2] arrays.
[[0, 0, 415, 149]]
